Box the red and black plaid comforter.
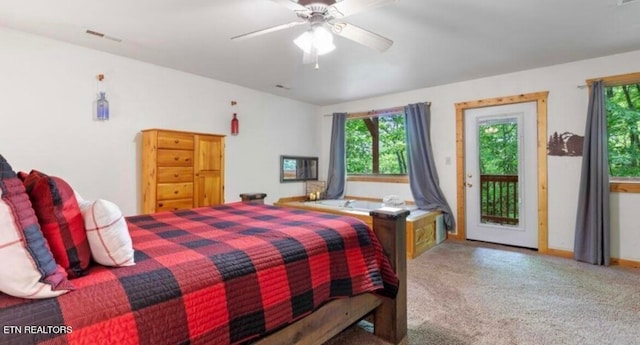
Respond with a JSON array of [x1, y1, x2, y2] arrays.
[[0, 203, 398, 345]]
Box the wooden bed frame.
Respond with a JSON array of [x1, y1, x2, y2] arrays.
[[255, 205, 409, 345]]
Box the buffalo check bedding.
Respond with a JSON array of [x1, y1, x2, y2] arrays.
[[0, 202, 398, 345]]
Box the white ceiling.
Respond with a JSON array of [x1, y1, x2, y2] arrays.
[[1, 0, 639, 105]]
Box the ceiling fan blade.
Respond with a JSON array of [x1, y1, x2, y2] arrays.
[[231, 21, 307, 41], [331, 22, 393, 51], [271, 0, 311, 13], [328, 0, 397, 18]]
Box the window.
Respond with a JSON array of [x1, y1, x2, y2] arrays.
[[604, 77, 640, 179], [598, 71, 640, 193], [345, 112, 408, 182]]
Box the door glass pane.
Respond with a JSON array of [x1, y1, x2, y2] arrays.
[[478, 119, 519, 226]]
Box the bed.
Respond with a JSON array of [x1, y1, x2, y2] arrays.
[[0, 202, 409, 345]]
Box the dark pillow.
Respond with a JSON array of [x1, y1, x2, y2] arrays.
[[18, 169, 47, 193], [25, 171, 91, 278], [0, 155, 74, 298]]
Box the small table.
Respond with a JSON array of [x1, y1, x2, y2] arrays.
[[239, 193, 267, 204]]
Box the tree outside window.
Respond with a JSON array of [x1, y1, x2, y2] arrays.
[[606, 82, 640, 179], [346, 113, 407, 175]]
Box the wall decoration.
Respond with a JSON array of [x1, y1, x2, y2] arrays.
[[547, 131, 584, 156], [231, 113, 239, 135], [96, 74, 109, 121], [230, 100, 239, 135]]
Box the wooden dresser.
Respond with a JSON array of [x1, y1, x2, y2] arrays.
[[141, 129, 225, 214]]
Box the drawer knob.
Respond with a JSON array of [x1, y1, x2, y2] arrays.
[[174, 140, 179, 144], [174, 174, 179, 177], [158, 203, 164, 207], [174, 191, 179, 194], [174, 157, 179, 161]]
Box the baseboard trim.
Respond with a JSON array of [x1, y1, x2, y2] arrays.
[[447, 233, 463, 241], [546, 248, 640, 269], [546, 248, 573, 259], [446, 236, 640, 269], [611, 257, 640, 269]]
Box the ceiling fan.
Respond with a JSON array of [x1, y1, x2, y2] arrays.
[[231, 0, 397, 68]]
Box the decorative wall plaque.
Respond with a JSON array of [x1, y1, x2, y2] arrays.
[[547, 131, 584, 156]]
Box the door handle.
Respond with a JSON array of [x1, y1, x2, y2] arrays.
[[467, 183, 473, 188]]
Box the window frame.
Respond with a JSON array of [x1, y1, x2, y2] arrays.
[[347, 174, 409, 183], [588, 71, 640, 193], [345, 110, 409, 184]]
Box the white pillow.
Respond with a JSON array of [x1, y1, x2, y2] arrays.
[[80, 199, 135, 267], [1, 155, 73, 298], [0, 196, 72, 298]]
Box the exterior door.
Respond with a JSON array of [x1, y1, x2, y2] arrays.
[[464, 102, 538, 249]]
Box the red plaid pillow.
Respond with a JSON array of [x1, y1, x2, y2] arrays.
[[25, 171, 91, 278], [18, 169, 47, 193], [0, 155, 73, 298]]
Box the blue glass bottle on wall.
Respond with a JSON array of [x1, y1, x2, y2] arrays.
[[97, 92, 109, 121]]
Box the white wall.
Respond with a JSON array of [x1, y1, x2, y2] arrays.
[[319, 50, 640, 262], [2, 26, 637, 262], [0, 27, 319, 215]]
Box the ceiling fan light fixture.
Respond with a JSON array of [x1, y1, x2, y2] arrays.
[[293, 26, 335, 55]]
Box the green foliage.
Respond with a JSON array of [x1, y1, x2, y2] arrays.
[[478, 122, 518, 175], [379, 115, 407, 174], [346, 114, 407, 174], [346, 119, 372, 173], [477, 122, 520, 223], [606, 84, 640, 177]]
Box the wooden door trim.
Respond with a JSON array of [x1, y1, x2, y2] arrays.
[[454, 92, 549, 253]]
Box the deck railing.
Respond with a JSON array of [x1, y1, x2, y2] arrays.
[[480, 174, 519, 225]]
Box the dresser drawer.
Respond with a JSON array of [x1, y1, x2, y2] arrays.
[[157, 131, 194, 150], [157, 182, 193, 200], [156, 198, 193, 212], [158, 167, 194, 183], [157, 149, 193, 166]]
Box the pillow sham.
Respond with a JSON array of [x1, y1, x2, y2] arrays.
[[25, 171, 91, 278], [80, 199, 135, 267], [0, 155, 73, 298], [18, 169, 46, 193]]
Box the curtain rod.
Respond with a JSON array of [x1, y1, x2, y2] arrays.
[[322, 101, 431, 117]]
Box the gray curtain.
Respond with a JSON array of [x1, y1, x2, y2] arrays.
[[325, 113, 347, 199], [574, 80, 610, 265], [405, 103, 455, 230]]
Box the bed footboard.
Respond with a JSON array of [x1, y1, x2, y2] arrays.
[[255, 206, 409, 345], [370, 208, 409, 345]]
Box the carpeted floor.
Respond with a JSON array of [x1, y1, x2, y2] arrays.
[[324, 240, 640, 345]]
